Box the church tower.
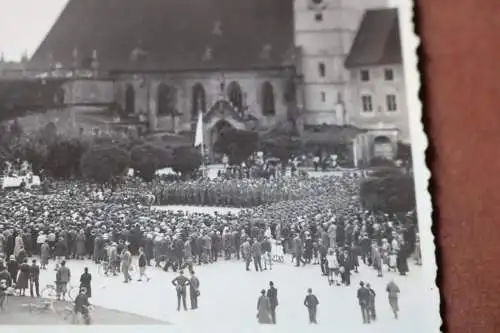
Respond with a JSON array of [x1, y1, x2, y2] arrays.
[[294, 0, 388, 126]]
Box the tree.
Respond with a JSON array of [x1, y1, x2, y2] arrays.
[[261, 136, 302, 162], [360, 174, 416, 213], [170, 146, 202, 177], [130, 143, 173, 181], [81, 145, 130, 183], [43, 138, 90, 179]]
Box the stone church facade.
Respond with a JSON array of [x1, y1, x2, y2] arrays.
[[27, 0, 407, 163]]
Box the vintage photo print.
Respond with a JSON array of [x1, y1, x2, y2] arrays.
[[0, 0, 437, 332]]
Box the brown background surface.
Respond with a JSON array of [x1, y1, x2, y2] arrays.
[[418, 1, 500, 332]]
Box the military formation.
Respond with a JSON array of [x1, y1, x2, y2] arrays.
[[153, 177, 333, 208]]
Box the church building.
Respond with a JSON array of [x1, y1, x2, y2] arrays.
[[27, 0, 406, 162]]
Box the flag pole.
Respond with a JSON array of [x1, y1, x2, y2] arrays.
[[194, 108, 206, 178]]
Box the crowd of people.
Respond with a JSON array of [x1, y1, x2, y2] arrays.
[[0, 168, 420, 325]]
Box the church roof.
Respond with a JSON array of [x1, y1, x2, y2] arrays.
[[345, 8, 402, 68], [30, 0, 295, 72]]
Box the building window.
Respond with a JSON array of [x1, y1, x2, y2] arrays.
[[361, 95, 373, 112], [191, 83, 206, 121], [125, 84, 135, 115], [227, 81, 243, 112], [157, 83, 177, 116], [315, 13, 323, 21], [321, 91, 326, 102], [384, 68, 394, 81], [318, 62, 326, 77], [360, 70, 370, 82], [386, 94, 398, 111], [261, 82, 276, 116]]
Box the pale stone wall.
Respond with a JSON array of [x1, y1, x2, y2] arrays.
[[114, 70, 291, 133], [294, 0, 389, 125], [347, 65, 410, 142]]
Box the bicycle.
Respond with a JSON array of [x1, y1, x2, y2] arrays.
[[272, 254, 284, 263], [20, 300, 56, 314], [41, 282, 77, 301]]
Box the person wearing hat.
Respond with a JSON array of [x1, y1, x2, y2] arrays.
[[303, 288, 319, 324], [171, 270, 190, 311], [266, 281, 278, 324], [256, 289, 272, 324], [189, 270, 200, 310]]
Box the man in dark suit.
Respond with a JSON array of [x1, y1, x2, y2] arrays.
[[357, 281, 371, 324], [29, 259, 40, 298], [189, 271, 200, 310], [266, 281, 278, 324]]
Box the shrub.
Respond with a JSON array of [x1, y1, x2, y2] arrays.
[[369, 157, 396, 168], [130, 144, 173, 182], [170, 146, 202, 177], [261, 136, 302, 162], [360, 174, 415, 213], [81, 145, 130, 183], [45, 138, 89, 179]]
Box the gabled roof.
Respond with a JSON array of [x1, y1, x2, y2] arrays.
[[30, 0, 295, 72], [345, 8, 402, 68]]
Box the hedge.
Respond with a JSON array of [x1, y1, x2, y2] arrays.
[[360, 174, 415, 213]]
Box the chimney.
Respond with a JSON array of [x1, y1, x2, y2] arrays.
[[72, 48, 79, 69], [91, 49, 99, 75]]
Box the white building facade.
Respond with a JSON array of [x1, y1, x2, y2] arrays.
[[294, 0, 388, 126]]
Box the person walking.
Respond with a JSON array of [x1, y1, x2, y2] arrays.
[[171, 270, 190, 311], [256, 289, 272, 324], [189, 271, 200, 310], [56, 261, 71, 301], [29, 259, 40, 298], [79, 267, 92, 298], [357, 281, 371, 324], [386, 279, 400, 319], [252, 238, 263, 272], [137, 247, 150, 282], [366, 283, 377, 321], [266, 281, 278, 324], [240, 238, 252, 271], [16, 258, 30, 296], [303, 288, 319, 324]]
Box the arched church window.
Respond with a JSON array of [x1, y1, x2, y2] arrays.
[[261, 82, 276, 116], [125, 84, 135, 115], [227, 81, 243, 111], [157, 83, 176, 116], [191, 83, 206, 121]]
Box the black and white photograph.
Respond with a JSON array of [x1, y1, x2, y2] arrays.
[[0, 0, 436, 332]]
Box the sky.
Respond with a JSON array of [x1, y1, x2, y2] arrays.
[[0, 0, 69, 61]]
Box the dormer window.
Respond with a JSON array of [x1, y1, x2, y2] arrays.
[[213, 20, 223, 36], [260, 44, 272, 60], [203, 47, 213, 61]]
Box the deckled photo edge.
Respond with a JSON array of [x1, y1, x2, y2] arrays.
[[397, 0, 441, 327]]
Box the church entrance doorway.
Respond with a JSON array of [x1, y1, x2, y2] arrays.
[[372, 136, 395, 160], [211, 120, 235, 163]]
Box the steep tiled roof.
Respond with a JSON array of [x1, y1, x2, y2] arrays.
[[345, 8, 402, 68], [30, 0, 295, 72]]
